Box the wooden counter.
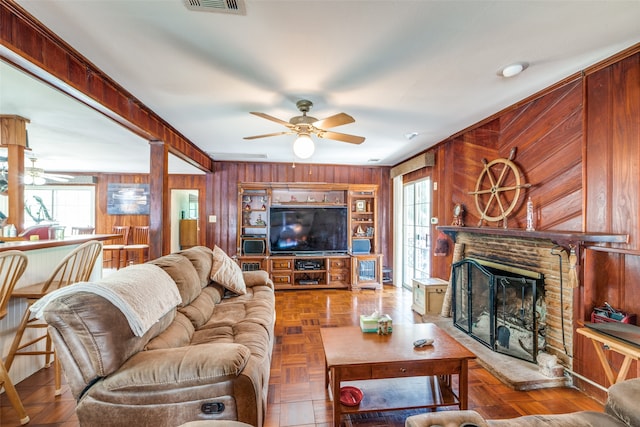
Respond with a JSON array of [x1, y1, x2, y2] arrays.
[[0, 234, 118, 252], [1, 234, 117, 384]]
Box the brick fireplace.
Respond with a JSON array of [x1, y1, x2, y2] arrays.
[[452, 258, 545, 363], [452, 232, 573, 367], [439, 226, 627, 371]]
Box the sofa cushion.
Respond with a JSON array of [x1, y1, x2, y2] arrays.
[[145, 312, 194, 350], [406, 410, 489, 427], [191, 322, 272, 360], [605, 378, 640, 427], [488, 412, 627, 426], [242, 270, 273, 289], [179, 287, 218, 328], [100, 343, 251, 392], [150, 253, 201, 307], [211, 245, 246, 295], [179, 246, 214, 288], [201, 297, 275, 333], [43, 292, 175, 387]]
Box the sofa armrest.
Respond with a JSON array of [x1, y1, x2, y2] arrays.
[[100, 343, 251, 392], [242, 270, 274, 289], [606, 378, 640, 427]]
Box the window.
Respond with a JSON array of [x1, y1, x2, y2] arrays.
[[24, 186, 95, 234], [402, 178, 432, 288]]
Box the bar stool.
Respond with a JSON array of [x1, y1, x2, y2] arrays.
[[0, 250, 30, 424], [5, 240, 103, 396], [123, 225, 149, 265], [71, 226, 95, 235], [102, 225, 130, 270]]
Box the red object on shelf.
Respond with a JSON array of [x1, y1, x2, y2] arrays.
[[591, 306, 637, 325], [339, 386, 363, 407]]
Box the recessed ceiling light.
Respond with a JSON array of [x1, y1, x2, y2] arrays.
[[498, 62, 529, 78], [367, 158, 381, 163], [404, 132, 419, 140]]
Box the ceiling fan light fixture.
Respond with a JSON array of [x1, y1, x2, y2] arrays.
[[293, 133, 315, 159]]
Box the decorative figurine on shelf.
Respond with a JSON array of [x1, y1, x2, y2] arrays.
[[244, 204, 251, 211], [452, 203, 464, 226], [243, 195, 251, 203], [323, 194, 329, 203], [307, 196, 315, 202], [255, 214, 266, 226], [243, 215, 251, 226], [290, 195, 297, 202], [355, 225, 365, 236]]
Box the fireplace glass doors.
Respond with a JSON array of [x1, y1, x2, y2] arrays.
[[452, 258, 545, 362]]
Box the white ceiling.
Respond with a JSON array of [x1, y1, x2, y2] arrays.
[[2, 0, 639, 174]]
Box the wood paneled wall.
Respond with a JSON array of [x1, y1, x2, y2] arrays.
[[208, 162, 392, 263], [93, 173, 207, 246], [415, 45, 639, 400], [413, 78, 584, 281], [575, 50, 640, 399]]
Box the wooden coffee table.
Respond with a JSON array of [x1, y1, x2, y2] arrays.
[[320, 323, 475, 426]]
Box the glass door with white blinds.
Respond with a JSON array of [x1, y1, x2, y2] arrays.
[[402, 178, 432, 288]]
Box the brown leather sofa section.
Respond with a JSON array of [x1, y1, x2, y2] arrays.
[[44, 246, 275, 427]]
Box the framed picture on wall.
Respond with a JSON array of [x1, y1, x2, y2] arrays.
[[355, 200, 367, 212], [107, 183, 150, 215]]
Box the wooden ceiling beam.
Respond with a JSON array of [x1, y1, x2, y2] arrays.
[[0, 1, 213, 173]]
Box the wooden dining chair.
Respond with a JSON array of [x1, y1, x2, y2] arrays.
[[102, 225, 130, 269], [0, 250, 30, 425], [71, 226, 95, 235], [123, 225, 149, 265], [5, 240, 103, 396]]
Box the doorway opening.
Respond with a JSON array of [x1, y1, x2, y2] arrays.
[[170, 189, 199, 252]]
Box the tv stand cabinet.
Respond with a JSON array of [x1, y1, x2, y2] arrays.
[[237, 253, 383, 290], [237, 182, 382, 290]]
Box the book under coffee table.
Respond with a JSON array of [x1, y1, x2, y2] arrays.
[[320, 323, 475, 426]]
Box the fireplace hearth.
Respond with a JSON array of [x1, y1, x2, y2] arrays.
[[452, 258, 545, 362]]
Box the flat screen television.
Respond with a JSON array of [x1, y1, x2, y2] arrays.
[[269, 206, 348, 254]]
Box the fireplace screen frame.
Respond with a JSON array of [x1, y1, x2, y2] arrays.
[[451, 258, 545, 362]]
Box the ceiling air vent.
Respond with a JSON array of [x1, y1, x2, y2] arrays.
[[183, 0, 246, 15]]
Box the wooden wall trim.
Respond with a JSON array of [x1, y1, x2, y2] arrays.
[[0, 0, 213, 173], [583, 42, 640, 76]]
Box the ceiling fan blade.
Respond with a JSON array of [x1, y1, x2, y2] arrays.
[[243, 131, 293, 140], [312, 113, 355, 129], [250, 112, 294, 128], [317, 131, 365, 145]]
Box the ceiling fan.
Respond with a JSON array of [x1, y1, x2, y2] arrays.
[[244, 100, 365, 158], [25, 158, 73, 185]]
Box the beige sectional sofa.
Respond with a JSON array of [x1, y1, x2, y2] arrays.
[[405, 377, 640, 427], [41, 246, 275, 427]]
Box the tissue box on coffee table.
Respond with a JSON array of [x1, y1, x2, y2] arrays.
[[359, 314, 392, 333]]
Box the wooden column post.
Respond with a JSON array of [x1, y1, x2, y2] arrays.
[[0, 115, 29, 231], [149, 141, 170, 258]]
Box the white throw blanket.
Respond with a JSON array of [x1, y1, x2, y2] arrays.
[[31, 264, 181, 337]]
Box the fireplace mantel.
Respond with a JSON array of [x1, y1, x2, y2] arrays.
[[438, 226, 628, 252]]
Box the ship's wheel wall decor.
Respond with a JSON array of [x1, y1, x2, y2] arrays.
[[468, 147, 531, 228]]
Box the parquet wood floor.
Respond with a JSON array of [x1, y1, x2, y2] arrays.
[[1, 285, 604, 426]]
